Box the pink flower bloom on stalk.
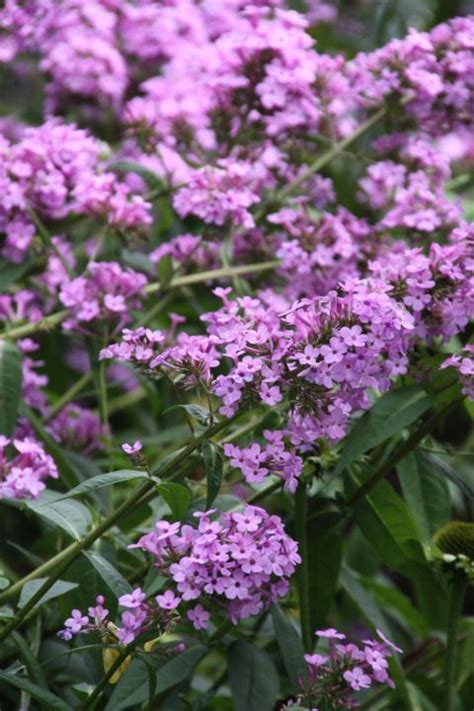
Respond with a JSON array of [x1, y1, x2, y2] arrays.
[[187, 604, 210, 630], [156, 590, 180, 610], [122, 440, 143, 455], [297, 627, 401, 708], [119, 588, 146, 609], [343, 666, 372, 691]]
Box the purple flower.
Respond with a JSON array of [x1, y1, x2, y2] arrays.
[[187, 604, 210, 630], [122, 440, 143, 455], [343, 666, 372, 691], [119, 588, 146, 609]]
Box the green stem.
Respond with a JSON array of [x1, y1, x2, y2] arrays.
[[0, 416, 238, 636], [295, 480, 312, 652], [445, 576, 467, 711], [276, 105, 388, 202], [144, 260, 280, 295], [81, 642, 136, 710]]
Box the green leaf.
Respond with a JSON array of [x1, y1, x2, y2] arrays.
[[361, 577, 429, 637], [18, 578, 79, 610], [104, 659, 152, 711], [83, 551, 132, 598], [398, 451, 451, 541], [340, 565, 393, 631], [0, 257, 35, 290], [12, 632, 47, 688], [334, 385, 432, 476], [202, 441, 223, 508], [306, 522, 342, 630], [109, 161, 165, 190], [26, 490, 92, 540], [423, 453, 474, 500], [163, 403, 211, 425], [157, 481, 191, 521], [456, 620, 474, 689], [271, 605, 306, 694], [345, 465, 425, 574], [153, 644, 206, 694], [53, 470, 149, 500], [0, 672, 70, 711], [228, 641, 279, 711], [0, 339, 22, 436]]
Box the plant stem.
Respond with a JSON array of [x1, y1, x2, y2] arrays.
[[276, 105, 388, 202], [80, 642, 136, 710], [295, 480, 312, 652], [144, 260, 280, 295], [445, 576, 467, 711], [0, 416, 238, 636]]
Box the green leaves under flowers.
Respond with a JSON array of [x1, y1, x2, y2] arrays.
[[398, 451, 451, 541], [82, 551, 132, 598], [163, 403, 211, 425], [202, 440, 223, 508], [104, 645, 207, 711], [228, 641, 279, 711], [25, 490, 92, 539], [18, 578, 78, 610], [0, 339, 22, 436], [334, 385, 432, 476], [0, 672, 70, 711], [156, 481, 191, 520], [53, 469, 150, 500], [271, 604, 306, 694], [345, 464, 425, 573]]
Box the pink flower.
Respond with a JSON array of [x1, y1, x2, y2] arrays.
[[156, 590, 180, 610], [187, 604, 210, 631], [119, 588, 146, 609], [343, 666, 372, 691], [122, 440, 143, 455]]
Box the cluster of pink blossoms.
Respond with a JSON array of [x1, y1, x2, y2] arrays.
[[59, 506, 300, 640], [289, 628, 402, 710], [442, 345, 474, 400], [0, 120, 151, 263], [59, 261, 148, 331], [0, 436, 58, 499], [131, 506, 300, 626]]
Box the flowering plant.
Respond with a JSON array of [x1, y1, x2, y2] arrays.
[[0, 1, 473, 710]]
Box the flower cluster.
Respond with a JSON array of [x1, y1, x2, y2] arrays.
[[0, 436, 58, 499], [59, 262, 147, 331], [290, 627, 401, 710], [173, 162, 260, 230], [224, 430, 303, 493], [132, 506, 300, 625], [442, 345, 474, 400], [0, 120, 152, 263]]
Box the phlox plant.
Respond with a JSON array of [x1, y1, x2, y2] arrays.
[[1, 1, 474, 710]]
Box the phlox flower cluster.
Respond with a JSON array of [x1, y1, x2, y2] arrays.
[[0, 120, 151, 263], [291, 627, 401, 710], [59, 261, 148, 331], [57, 592, 185, 657], [442, 345, 474, 400], [0, 436, 58, 499], [131, 506, 300, 626]]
